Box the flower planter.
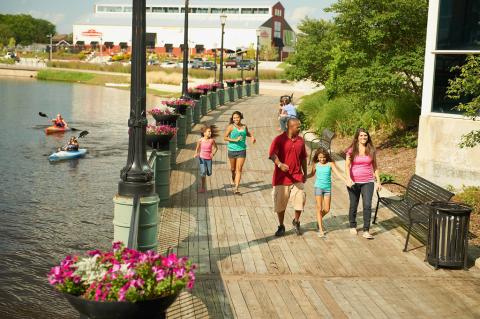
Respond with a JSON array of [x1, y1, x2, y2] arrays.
[[236, 85, 243, 99], [246, 84, 251, 96], [226, 82, 236, 88], [228, 87, 235, 102], [235, 80, 244, 86], [200, 95, 208, 116], [64, 292, 178, 319], [188, 91, 202, 100], [152, 114, 179, 126], [245, 79, 253, 84], [172, 104, 189, 116], [146, 134, 173, 151], [193, 101, 200, 123]]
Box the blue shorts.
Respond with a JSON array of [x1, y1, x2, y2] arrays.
[[199, 158, 212, 177], [314, 187, 331, 196]]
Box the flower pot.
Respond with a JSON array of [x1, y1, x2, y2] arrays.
[[189, 92, 202, 100], [245, 79, 252, 84], [226, 82, 235, 88], [172, 104, 189, 115], [152, 114, 179, 126], [236, 80, 244, 85], [64, 293, 178, 319], [146, 134, 173, 151]]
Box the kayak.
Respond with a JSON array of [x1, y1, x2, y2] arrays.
[[49, 149, 87, 162], [45, 126, 70, 134]]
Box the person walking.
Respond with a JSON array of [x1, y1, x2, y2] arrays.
[[224, 111, 256, 194], [278, 96, 297, 132], [194, 124, 218, 193], [269, 118, 308, 236], [345, 128, 382, 239]]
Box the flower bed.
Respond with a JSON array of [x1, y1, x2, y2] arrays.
[[48, 242, 195, 303]]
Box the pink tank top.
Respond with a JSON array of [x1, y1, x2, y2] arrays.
[[346, 148, 374, 183], [199, 139, 213, 160]]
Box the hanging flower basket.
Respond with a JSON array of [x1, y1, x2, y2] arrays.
[[163, 99, 194, 115], [48, 242, 196, 319], [146, 125, 178, 150], [195, 84, 213, 95], [226, 80, 236, 88], [187, 88, 203, 100], [148, 106, 179, 125]]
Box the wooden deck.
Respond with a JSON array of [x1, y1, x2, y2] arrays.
[[160, 95, 480, 318]]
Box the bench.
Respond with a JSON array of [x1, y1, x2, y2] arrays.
[[374, 174, 454, 252], [303, 128, 336, 164]]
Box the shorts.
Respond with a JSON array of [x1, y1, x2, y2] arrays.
[[228, 150, 246, 158], [314, 187, 331, 196], [199, 158, 212, 177], [272, 183, 306, 213]]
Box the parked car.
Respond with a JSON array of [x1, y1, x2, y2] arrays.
[[200, 61, 217, 70], [160, 61, 179, 68], [224, 59, 237, 68], [238, 59, 255, 70], [192, 58, 203, 69]]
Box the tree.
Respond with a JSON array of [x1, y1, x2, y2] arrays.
[[447, 55, 480, 148], [286, 19, 336, 84], [8, 37, 16, 49], [0, 14, 56, 46], [260, 43, 279, 61], [245, 43, 256, 59]]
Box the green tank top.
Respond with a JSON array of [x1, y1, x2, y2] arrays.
[[228, 125, 247, 151], [315, 163, 332, 190]]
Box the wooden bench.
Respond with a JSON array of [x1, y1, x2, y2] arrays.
[[303, 128, 336, 164], [373, 174, 454, 251]]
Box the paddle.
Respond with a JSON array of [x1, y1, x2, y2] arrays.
[[38, 112, 80, 131]]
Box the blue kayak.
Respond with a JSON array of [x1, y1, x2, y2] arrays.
[[49, 149, 87, 162]]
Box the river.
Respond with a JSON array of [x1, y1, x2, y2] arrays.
[[0, 77, 162, 318]]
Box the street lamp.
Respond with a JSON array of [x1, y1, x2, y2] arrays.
[[213, 42, 218, 83], [181, 0, 190, 98], [118, 0, 154, 197], [47, 34, 53, 61], [219, 14, 227, 88], [255, 29, 261, 81]]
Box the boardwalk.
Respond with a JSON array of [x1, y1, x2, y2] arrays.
[[161, 95, 480, 318]]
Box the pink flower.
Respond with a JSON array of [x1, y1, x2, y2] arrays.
[[152, 266, 165, 281], [146, 124, 178, 136], [112, 241, 123, 251], [162, 254, 178, 268], [174, 267, 185, 278]]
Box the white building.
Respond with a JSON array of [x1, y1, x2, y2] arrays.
[[416, 0, 480, 187], [72, 0, 296, 59]]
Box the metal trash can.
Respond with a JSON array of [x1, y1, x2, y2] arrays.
[[426, 201, 472, 270]]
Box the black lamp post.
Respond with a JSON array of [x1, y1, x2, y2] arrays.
[[118, 0, 154, 197], [181, 0, 189, 98], [255, 29, 261, 81], [219, 14, 227, 88], [213, 43, 217, 83]]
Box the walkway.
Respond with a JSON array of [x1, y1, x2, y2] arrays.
[[161, 95, 480, 318]]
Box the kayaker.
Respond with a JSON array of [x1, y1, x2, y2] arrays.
[[52, 114, 67, 128], [60, 136, 79, 152]]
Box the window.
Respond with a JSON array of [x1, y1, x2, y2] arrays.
[[211, 8, 221, 14], [258, 8, 269, 14], [181, 7, 209, 13], [152, 7, 179, 13], [437, 0, 480, 50], [123, 6, 132, 12], [274, 21, 282, 39], [275, 9, 282, 16], [241, 8, 253, 14], [97, 6, 123, 13]]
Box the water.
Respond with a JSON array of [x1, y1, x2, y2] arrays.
[[0, 77, 162, 318]]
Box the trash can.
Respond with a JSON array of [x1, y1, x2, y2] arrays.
[[426, 201, 472, 270]]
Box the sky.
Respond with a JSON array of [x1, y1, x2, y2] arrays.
[[0, 0, 336, 34]]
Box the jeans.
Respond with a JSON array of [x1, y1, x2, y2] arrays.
[[279, 116, 295, 131], [199, 158, 212, 177], [347, 182, 374, 231]]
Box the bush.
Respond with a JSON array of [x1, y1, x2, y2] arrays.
[[453, 186, 480, 214]]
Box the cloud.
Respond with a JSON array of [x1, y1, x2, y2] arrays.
[[289, 6, 317, 22]]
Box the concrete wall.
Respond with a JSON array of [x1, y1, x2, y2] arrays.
[[416, 114, 480, 188], [0, 67, 37, 78]]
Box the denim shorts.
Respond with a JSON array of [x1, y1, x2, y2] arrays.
[[228, 150, 246, 158], [314, 187, 331, 196], [199, 158, 212, 177]]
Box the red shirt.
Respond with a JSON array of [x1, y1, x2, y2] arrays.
[[269, 132, 307, 186]]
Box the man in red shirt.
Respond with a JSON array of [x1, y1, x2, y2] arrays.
[[269, 118, 308, 236]]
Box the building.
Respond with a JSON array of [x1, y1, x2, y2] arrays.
[[72, 0, 296, 59], [416, 0, 480, 187]]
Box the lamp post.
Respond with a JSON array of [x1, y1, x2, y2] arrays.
[[181, 0, 190, 98], [213, 42, 217, 83], [219, 14, 227, 88], [118, 0, 154, 197], [255, 29, 261, 81], [47, 34, 53, 61]]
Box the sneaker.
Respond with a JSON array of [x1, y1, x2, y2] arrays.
[[362, 231, 374, 239], [317, 231, 326, 238], [292, 219, 301, 235], [275, 225, 285, 237], [349, 228, 358, 235]]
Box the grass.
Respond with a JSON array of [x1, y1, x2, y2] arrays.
[[46, 60, 286, 80], [37, 69, 96, 82], [0, 58, 15, 65]]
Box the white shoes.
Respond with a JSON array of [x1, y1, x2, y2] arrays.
[[362, 231, 374, 239], [349, 228, 357, 235]]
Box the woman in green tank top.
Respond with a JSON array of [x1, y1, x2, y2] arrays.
[[223, 111, 256, 194]]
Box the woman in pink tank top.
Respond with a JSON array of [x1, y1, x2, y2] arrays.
[[345, 128, 382, 239], [194, 125, 218, 193]]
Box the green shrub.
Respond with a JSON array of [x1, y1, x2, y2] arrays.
[[0, 57, 15, 64], [380, 173, 396, 183], [37, 70, 95, 82], [454, 186, 480, 214]]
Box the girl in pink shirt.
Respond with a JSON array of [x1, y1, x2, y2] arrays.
[[345, 128, 382, 239], [194, 125, 218, 193]]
